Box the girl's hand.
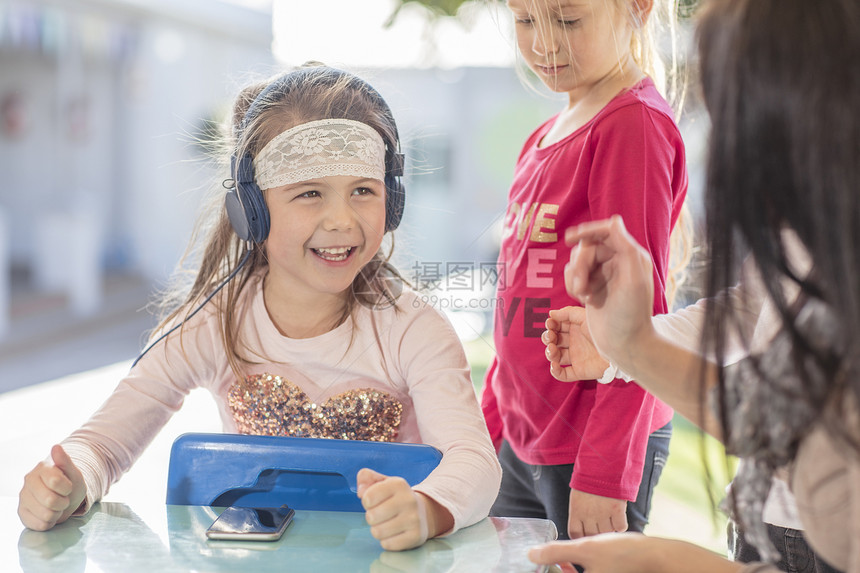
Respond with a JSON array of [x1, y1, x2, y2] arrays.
[[543, 306, 610, 382], [564, 216, 655, 368], [357, 468, 453, 551], [18, 445, 86, 531], [529, 534, 744, 573], [567, 489, 627, 539]]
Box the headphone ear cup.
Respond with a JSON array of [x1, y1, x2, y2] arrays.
[[384, 174, 406, 232], [225, 188, 252, 242], [228, 154, 271, 243]]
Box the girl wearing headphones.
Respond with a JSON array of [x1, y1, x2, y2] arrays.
[[17, 63, 501, 551]]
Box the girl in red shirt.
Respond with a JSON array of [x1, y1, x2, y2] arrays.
[[481, 0, 689, 541]]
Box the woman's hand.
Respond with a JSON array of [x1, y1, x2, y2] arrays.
[[564, 216, 656, 370], [18, 445, 86, 531], [543, 306, 610, 382], [529, 533, 744, 573], [357, 468, 453, 551]]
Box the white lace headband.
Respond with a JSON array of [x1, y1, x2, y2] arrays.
[[252, 118, 387, 191]]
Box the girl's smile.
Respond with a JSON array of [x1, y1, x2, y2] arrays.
[[264, 174, 387, 306], [311, 246, 355, 263]]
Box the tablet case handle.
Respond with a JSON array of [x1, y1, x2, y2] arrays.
[[166, 433, 442, 512]]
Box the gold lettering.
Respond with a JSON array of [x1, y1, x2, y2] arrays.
[[530, 203, 559, 243], [517, 203, 537, 241]]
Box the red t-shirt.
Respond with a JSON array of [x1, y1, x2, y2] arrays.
[[481, 78, 686, 501]]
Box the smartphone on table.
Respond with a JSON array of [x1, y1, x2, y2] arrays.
[[205, 504, 295, 541]]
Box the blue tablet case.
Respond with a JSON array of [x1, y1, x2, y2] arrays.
[[165, 433, 443, 512]]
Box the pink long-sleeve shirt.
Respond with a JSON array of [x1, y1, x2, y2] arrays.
[[62, 273, 501, 534]]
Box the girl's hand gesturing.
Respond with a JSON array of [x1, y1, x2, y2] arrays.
[[18, 445, 86, 531], [543, 306, 610, 382], [357, 468, 452, 551]]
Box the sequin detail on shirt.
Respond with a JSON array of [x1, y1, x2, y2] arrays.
[[227, 373, 403, 442]]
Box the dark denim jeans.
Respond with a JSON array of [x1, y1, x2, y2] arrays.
[[728, 520, 844, 573], [490, 421, 672, 539]]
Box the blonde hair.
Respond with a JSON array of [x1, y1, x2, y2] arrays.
[[624, 0, 690, 111], [629, 0, 695, 308], [507, 0, 694, 306], [620, 0, 695, 307], [148, 63, 405, 377], [508, 0, 688, 107]]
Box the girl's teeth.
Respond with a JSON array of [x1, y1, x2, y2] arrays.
[[315, 247, 351, 261]]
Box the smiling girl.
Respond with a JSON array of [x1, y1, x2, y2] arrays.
[[18, 63, 501, 552]]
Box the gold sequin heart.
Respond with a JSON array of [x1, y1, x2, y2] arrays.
[[227, 373, 403, 442]]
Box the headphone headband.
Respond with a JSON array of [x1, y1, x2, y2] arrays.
[[226, 67, 406, 243], [389, 151, 405, 177]]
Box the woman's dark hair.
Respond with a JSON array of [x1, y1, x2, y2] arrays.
[[698, 0, 860, 449]]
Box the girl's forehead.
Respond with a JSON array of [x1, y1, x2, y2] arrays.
[[252, 118, 388, 193]]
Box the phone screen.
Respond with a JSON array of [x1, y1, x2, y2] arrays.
[[206, 504, 295, 541]]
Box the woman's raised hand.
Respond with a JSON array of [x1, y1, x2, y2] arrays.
[[563, 216, 656, 369]]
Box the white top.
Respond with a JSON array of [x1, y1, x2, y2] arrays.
[[61, 273, 502, 534], [649, 242, 807, 530]]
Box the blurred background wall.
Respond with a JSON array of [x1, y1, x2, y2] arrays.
[[0, 0, 278, 389], [0, 0, 706, 392]]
